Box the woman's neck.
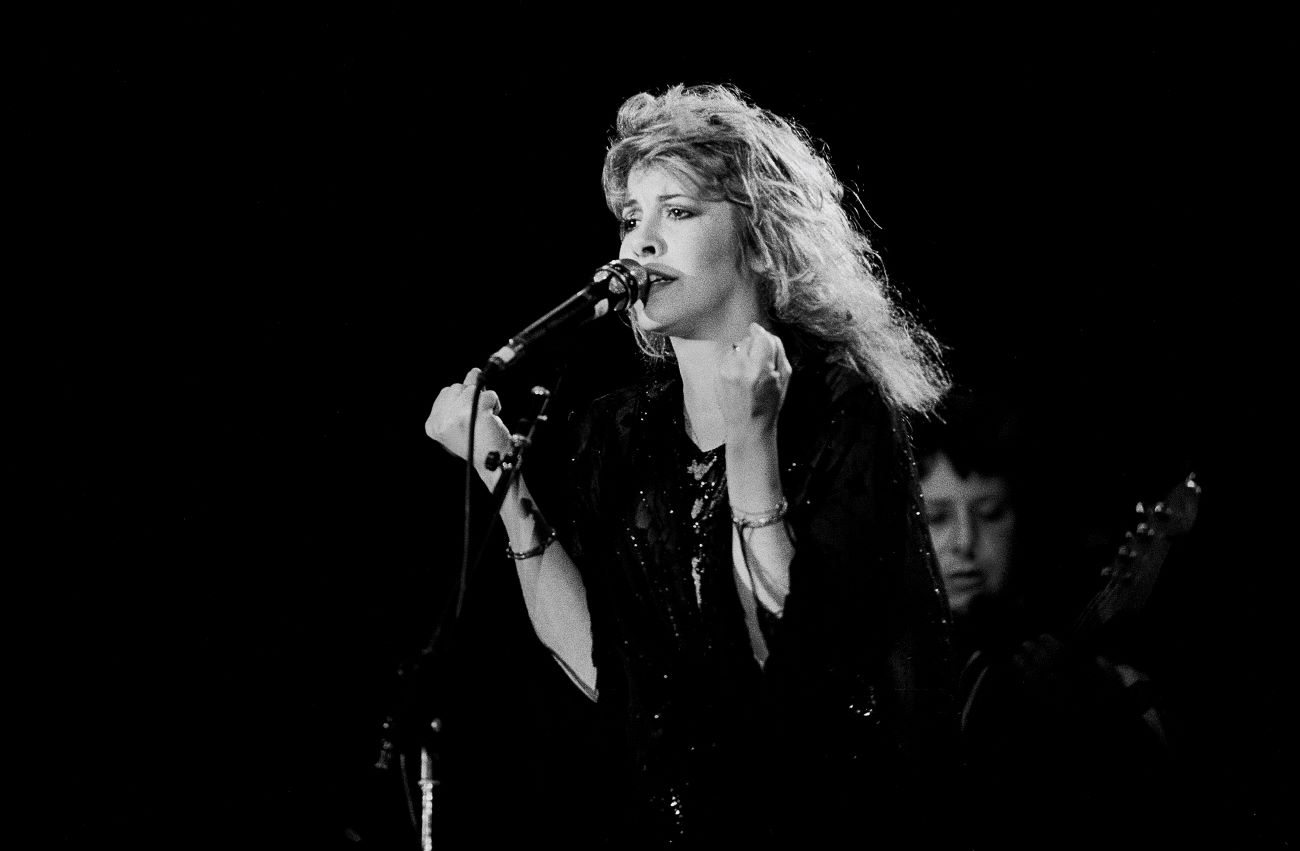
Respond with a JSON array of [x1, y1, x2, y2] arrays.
[[672, 337, 731, 451]]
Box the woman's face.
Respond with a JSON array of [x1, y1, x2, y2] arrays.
[[618, 163, 763, 342], [920, 452, 1017, 616]]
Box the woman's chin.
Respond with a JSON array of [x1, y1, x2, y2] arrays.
[[944, 587, 978, 616], [632, 300, 669, 334]]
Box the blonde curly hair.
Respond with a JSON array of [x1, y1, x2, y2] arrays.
[[602, 84, 948, 414]]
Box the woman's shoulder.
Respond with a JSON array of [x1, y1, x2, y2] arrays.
[[781, 356, 919, 486], [586, 370, 677, 418], [570, 370, 679, 448], [792, 355, 889, 423]]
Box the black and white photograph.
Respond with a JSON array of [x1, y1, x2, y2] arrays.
[[25, 6, 1292, 848]]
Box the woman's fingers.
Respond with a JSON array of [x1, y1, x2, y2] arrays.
[[730, 323, 789, 377], [426, 369, 504, 451], [728, 324, 777, 371], [771, 331, 791, 379], [718, 324, 791, 429], [425, 383, 461, 440]]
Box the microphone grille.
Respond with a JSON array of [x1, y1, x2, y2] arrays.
[[596, 259, 648, 304]]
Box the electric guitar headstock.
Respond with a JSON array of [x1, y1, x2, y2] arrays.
[[1072, 472, 1202, 638]]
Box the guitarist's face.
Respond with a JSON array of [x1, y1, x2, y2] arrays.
[[920, 452, 1017, 616]]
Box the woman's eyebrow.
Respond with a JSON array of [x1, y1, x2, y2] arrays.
[[623, 193, 694, 209]]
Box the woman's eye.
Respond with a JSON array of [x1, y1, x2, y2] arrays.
[[619, 217, 638, 235], [665, 207, 692, 220]]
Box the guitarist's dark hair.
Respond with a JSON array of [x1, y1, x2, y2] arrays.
[[913, 388, 1028, 488]]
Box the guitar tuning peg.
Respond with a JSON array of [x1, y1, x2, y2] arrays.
[[1134, 501, 1146, 516], [1117, 544, 1134, 560], [1153, 501, 1169, 520], [1136, 522, 1154, 538], [1185, 473, 1201, 495]]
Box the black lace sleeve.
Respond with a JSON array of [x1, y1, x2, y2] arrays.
[[764, 362, 958, 792], [534, 383, 641, 707]]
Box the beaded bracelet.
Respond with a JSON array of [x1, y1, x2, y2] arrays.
[[505, 527, 557, 560], [731, 495, 789, 530]]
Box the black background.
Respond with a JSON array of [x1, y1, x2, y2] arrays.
[[23, 6, 1293, 848]]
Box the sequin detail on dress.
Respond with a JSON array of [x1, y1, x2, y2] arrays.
[[684, 447, 726, 607]]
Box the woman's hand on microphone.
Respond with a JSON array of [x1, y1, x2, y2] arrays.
[[425, 368, 513, 488]]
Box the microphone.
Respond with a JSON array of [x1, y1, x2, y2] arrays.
[[479, 259, 647, 383]]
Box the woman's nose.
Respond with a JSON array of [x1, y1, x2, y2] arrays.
[[622, 219, 664, 259]]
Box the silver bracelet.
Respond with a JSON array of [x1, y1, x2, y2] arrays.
[[505, 527, 557, 560], [731, 495, 789, 530]]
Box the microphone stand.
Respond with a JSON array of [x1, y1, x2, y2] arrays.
[[382, 379, 560, 850]]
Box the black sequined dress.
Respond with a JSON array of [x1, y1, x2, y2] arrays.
[[551, 354, 958, 848]]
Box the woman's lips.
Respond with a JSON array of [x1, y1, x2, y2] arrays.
[[643, 275, 676, 301], [943, 571, 985, 591]]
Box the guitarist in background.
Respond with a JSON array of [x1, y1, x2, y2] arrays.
[[914, 390, 1192, 850]]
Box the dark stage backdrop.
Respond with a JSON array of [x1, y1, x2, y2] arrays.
[[24, 7, 1291, 849]]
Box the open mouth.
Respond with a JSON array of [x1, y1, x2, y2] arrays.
[[643, 272, 677, 298]]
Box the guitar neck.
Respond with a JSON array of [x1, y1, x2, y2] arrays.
[[1066, 474, 1201, 648]]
